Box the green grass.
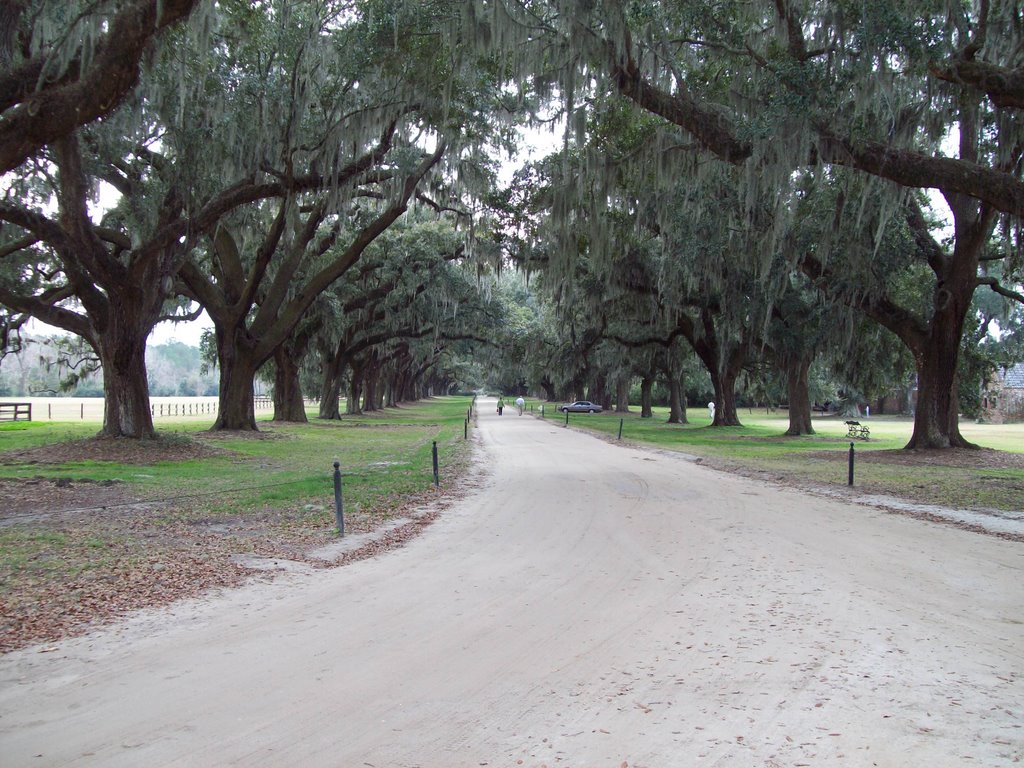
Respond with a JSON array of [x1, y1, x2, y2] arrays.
[[0, 397, 476, 617], [542, 406, 1024, 512], [0, 421, 98, 450], [0, 532, 58, 579], [0, 398, 473, 509]]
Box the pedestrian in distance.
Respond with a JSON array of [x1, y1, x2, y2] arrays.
[[497, 396, 505, 415], [515, 396, 525, 415]]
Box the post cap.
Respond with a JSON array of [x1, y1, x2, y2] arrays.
[[333, 460, 340, 469]]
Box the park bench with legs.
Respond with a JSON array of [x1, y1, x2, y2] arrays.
[[845, 420, 870, 440]]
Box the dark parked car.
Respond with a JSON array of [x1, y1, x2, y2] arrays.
[[559, 400, 603, 413]]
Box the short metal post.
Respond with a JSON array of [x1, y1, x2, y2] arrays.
[[432, 440, 439, 487], [464, 418, 468, 440], [618, 418, 623, 440], [333, 461, 345, 537], [565, 410, 569, 426], [848, 442, 855, 486]]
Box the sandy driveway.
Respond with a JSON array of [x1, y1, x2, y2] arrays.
[[1, 400, 1021, 766]]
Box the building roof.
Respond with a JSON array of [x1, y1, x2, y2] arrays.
[[1004, 362, 1024, 389]]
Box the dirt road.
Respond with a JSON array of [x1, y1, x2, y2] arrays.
[[1, 400, 1021, 766]]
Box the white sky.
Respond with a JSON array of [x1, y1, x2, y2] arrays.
[[24, 312, 211, 348], [150, 311, 212, 346]]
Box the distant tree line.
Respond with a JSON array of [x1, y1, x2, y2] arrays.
[[0, 337, 217, 398]]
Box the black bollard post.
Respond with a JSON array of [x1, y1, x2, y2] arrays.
[[848, 442, 855, 486], [333, 461, 345, 537], [432, 440, 439, 487], [464, 418, 468, 440], [618, 418, 623, 440], [565, 409, 569, 427]]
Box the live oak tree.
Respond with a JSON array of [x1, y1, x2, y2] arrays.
[[790, 167, 1020, 447], [518, 112, 770, 427], [0, 120, 208, 438], [0, 3, 227, 437], [310, 217, 474, 419], [0, 1, 377, 438], [179, 139, 446, 431], [0, 0, 203, 174], [181, 0, 512, 430], [332, 252, 498, 409], [465, 0, 1024, 449], [467, 271, 580, 400], [0, 1, 383, 437], [2, 0, 510, 436]]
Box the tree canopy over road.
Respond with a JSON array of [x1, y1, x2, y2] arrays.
[[1, 0, 1022, 449]]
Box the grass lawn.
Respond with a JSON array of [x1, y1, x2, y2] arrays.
[[0, 396, 477, 652], [538, 405, 1024, 513]]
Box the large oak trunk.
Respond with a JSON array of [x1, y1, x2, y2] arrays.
[[684, 309, 744, 427], [390, 371, 408, 405], [710, 368, 742, 427], [666, 374, 687, 424], [318, 373, 344, 419], [317, 342, 346, 419], [902, 193, 989, 450], [272, 346, 307, 422], [615, 378, 631, 412], [213, 330, 259, 431], [347, 362, 364, 415], [640, 376, 653, 418], [384, 375, 398, 408], [539, 377, 557, 402], [906, 299, 975, 449], [784, 356, 815, 436], [587, 375, 608, 410], [363, 365, 380, 412], [96, 322, 156, 439]]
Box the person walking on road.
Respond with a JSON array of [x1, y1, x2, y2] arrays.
[[515, 396, 525, 415], [497, 396, 505, 415]]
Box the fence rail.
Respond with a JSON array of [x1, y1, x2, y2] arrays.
[[0, 397, 277, 422], [0, 402, 31, 422]]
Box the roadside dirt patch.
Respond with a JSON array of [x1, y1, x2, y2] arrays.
[[0, 440, 482, 654], [802, 446, 1024, 469], [0, 477, 137, 521], [2, 547, 250, 654], [194, 428, 293, 440], [0, 435, 230, 466]]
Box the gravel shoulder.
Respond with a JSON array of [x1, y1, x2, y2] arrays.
[[0, 402, 1021, 766]]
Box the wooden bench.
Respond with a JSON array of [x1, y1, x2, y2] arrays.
[[0, 402, 32, 422], [845, 420, 869, 440]]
